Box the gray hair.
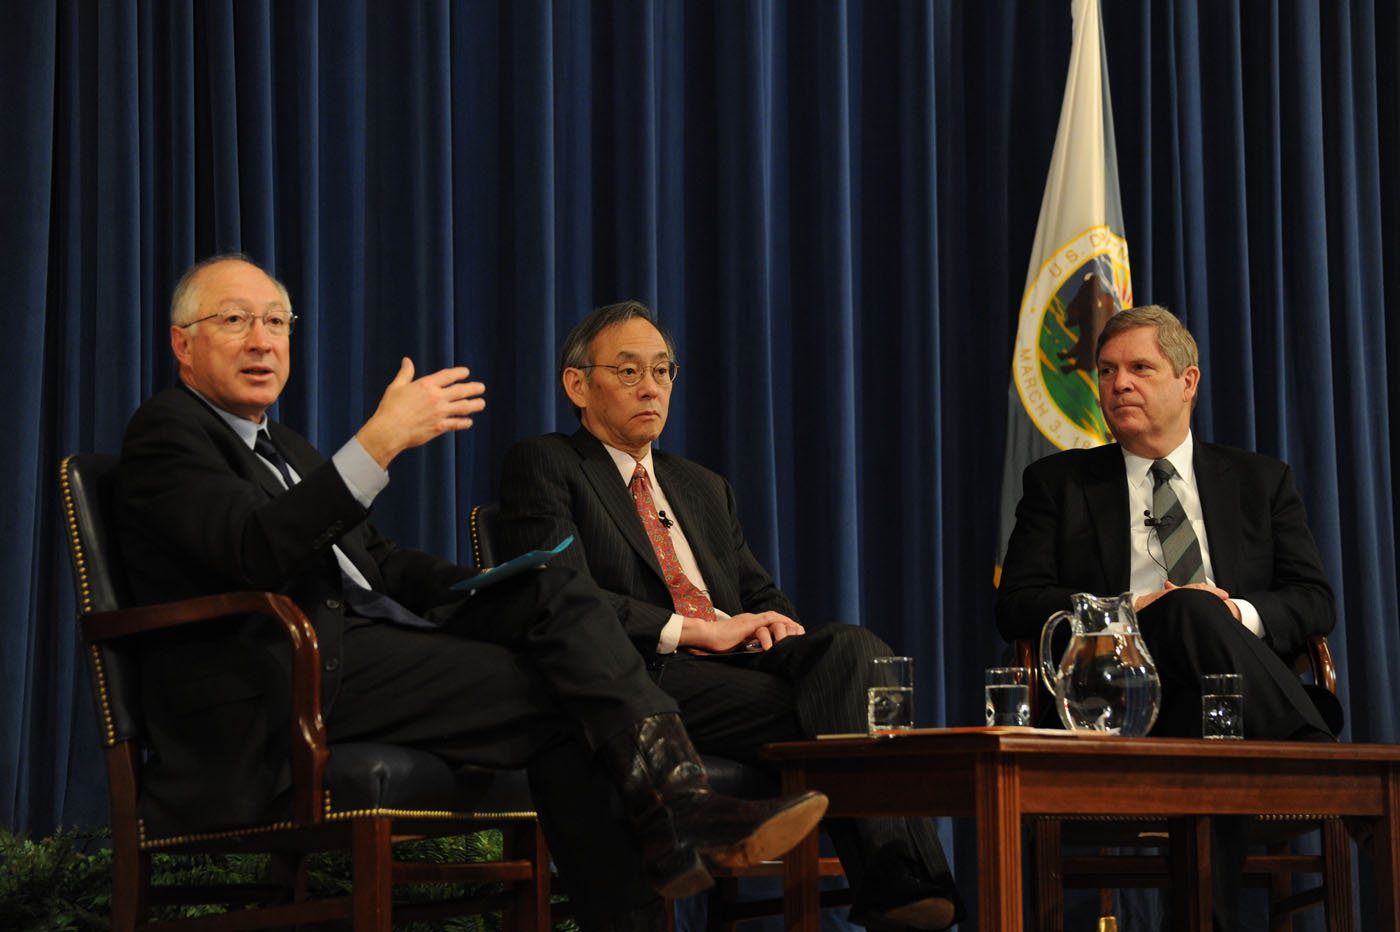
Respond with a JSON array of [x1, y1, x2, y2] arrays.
[[170, 253, 292, 332], [559, 300, 677, 420], [1095, 304, 1199, 377]]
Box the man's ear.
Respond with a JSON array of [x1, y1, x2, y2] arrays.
[[562, 367, 589, 411], [171, 325, 193, 368], [1181, 365, 1201, 403]]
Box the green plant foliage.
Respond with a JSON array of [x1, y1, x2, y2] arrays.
[[0, 826, 113, 931], [0, 825, 579, 930]]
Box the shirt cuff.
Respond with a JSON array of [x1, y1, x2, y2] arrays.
[[657, 614, 685, 654], [655, 606, 732, 654], [1234, 598, 1264, 638], [332, 438, 389, 508]]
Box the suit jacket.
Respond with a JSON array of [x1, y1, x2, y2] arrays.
[[498, 429, 795, 654], [995, 441, 1335, 662], [117, 384, 476, 833]]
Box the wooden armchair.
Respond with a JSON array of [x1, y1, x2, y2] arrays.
[[61, 453, 553, 932], [1014, 634, 1352, 932]]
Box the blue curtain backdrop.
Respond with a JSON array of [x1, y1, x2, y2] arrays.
[[3, 0, 1397, 927]]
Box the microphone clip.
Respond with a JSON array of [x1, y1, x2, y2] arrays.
[[1143, 510, 1172, 530]]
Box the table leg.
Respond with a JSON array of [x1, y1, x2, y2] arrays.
[[1379, 769, 1399, 930], [780, 762, 821, 932], [976, 753, 1022, 930]]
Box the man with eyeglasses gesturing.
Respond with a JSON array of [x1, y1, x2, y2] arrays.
[[498, 301, 965, 931], [115, 256, 831, 931]]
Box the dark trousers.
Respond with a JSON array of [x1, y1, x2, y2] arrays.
[[653, 623, 964, 920], [1137, 588, 1335, 930], [328, 565, 677, 927]]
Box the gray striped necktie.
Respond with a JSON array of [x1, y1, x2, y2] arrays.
[[1150, 459, 1205, 586]]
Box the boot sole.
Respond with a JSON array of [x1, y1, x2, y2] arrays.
[[700, 791, 829, 869]]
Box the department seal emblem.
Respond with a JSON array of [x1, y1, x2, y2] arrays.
[[1013, 225, 1132, 449]]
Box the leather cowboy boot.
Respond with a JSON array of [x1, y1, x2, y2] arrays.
[[602, 712, 828, 898]]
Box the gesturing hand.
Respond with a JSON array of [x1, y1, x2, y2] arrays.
[[356, 358, 487, 467]]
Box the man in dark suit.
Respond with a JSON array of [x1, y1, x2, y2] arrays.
[[996, 305, 1340, 928], [116, 256, 827, 931], [498, 301, 965, 930]]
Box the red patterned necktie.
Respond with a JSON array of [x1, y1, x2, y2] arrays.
[[630, 463, 717, 622]]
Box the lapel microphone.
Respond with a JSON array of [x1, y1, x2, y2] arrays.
[[1143, 509, 1173, 529], [658, 510, 674, 529]]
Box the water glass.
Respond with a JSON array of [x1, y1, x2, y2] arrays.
[[867, 656, 914, 735], [985, 667, 1032, 727], [1202, 673, 1244, 740]]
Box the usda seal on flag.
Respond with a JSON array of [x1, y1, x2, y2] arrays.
[[1013, 225, 1131, 450]]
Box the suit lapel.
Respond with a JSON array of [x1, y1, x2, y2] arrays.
[[1084, 444, 1132, 591], [177, 384, 288, 501], [570, 429, 665, 580], [269, 420, 377, 580], [1193, 442, 1241, 588]]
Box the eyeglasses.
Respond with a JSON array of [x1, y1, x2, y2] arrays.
[[180, 309, 298, 337], [579, 362, 679, 386]]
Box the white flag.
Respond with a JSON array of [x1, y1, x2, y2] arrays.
[[996, 0, 1132, 578]]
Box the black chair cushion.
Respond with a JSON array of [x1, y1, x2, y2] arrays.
[[325, 744, 536, 814], [322, 748, 773, 816]]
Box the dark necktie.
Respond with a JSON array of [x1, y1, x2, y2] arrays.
[[630, 464, 717, 622], [1150, 459, 1205, 586], [254, 429, 296, 488], [255, 428, 434, 629]]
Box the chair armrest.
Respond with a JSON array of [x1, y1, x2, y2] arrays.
[[1302, 634, 1337, 695], [81, 591, 329, 824]]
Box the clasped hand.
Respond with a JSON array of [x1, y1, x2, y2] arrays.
[[1134, 581, 1242, 621], [356, 357, 487, 468], [682, 611, 805, 653]]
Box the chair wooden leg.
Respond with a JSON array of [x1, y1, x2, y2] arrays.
[[1169, 816, 1209, 932], [352, 819, 394, 932], [109, 842, 148, 932], [500, 821, 550, 932], [706, 876, 742, 932], [1034, 818, 1065, 932], [107, 750, 147, 932], [1321, 818, 1353, 932], [1097, 877, 1113, 923], [1265, 841, 1291, 932], [268, 850, 308, 904]]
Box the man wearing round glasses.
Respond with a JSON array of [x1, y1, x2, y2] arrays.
[[499, 301, 965, 931]]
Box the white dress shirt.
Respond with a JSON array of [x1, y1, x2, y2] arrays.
[[1122, 432, 1263, 637]]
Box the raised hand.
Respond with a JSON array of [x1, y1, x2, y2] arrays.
[[355, 357, 487, 467]]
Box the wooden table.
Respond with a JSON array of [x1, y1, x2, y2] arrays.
[[763, 728, 1400, 930]]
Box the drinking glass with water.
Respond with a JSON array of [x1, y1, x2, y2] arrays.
[[868, 656, 914, 735], [1201, 673, 1244, 739], [985, 667, 1031, 726]]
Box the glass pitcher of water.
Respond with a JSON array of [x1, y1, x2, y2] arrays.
[[1039, 591, 1161, 736]]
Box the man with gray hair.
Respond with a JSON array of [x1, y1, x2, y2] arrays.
[[499, 300, 965, 930], [997, 305, 1341, 928]]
